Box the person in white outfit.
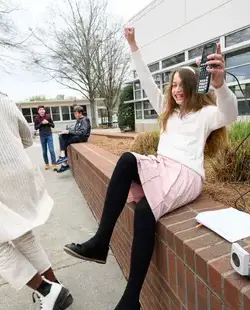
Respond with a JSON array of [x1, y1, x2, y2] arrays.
[[0, 93, 73, 309]]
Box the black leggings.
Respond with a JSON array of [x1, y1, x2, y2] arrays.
[[93, 152, 156, 308], [59, 134, 87, 156]]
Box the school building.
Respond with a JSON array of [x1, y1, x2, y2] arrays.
[[17, 98, 117, 131], [125, 0, 250, 132]]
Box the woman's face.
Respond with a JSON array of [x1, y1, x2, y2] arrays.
[[171, 72, 185, 105]]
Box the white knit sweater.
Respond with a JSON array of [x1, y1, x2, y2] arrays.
[[131, 50, 238, 179], [0, 94, 53, 243]]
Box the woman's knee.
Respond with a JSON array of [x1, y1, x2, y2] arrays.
[[118, 152, 137, 167]]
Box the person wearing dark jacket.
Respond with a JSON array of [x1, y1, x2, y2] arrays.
[[34, 106, 57, 171], [56, 106, 91, 173]]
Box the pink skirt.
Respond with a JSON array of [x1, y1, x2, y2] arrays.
[[127, 153, 203, 221]]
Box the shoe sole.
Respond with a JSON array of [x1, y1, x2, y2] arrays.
[[63, 246, 106, 264], [54, 287, 71, 310], [60, 294, 74, 310], [56, 158, 68, 164], [57, 167, 70, 173]]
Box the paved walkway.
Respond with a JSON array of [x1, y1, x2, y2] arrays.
[[0, 136, 126, 310]]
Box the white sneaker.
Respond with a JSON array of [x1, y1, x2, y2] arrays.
[[32, 278, 70, 310]]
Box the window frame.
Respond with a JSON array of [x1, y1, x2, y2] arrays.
[[142, 100, 158, 120], [162, 52, 185, 69], [225, 26, 250, 48], [135, 101, 143, 120], [22, 108, 32, 124]]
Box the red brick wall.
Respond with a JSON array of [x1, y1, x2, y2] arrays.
[[69, 143, 250, 310]]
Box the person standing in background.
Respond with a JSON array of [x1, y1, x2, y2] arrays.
[[0, 93, 73, 309], [34, 106, 57, 171]]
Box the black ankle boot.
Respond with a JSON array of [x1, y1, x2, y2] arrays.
[[63, 238, 109, 264]]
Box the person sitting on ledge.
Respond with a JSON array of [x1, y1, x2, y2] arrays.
[[56, 105, 91, 173], [64, 27, 238, 310]]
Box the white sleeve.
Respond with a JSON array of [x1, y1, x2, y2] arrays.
[[15, 104, 33, 148], [203, 82, 238, 131], [131, 49, 165, 115]]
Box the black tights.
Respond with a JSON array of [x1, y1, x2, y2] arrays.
[[89, 152, 156, 309]]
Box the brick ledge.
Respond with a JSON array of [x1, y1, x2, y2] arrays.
[[68, 143, 250, 310]]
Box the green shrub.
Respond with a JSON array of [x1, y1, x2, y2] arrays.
[[229, 121, 250, 143], [118, 85, 135, 131], [209, 121, 250, 182], [130, 130, 160, 156]]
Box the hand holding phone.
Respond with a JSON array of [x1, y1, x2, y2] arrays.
[[206, 43, 225, 89], [196, 42, 217, 94], [196, 43, 225, 93]]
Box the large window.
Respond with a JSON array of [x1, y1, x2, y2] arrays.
[[225, 26, 250, 48], [22, 108, 32, 123], [134, 101, 157, 120], [188, 39, 219, 60], [51, 106, 60, 121], [32, 108, 38, 122], [61, 106, 70, 120], [225, 48, 250, 68], [188, 45, 203, 60], [162, 52, 185, 69], [226, 48, 250, 82], [141, 75, 161, 99], [134, 81, 141, 100], [226, 65, 250, 82], [153, 74, 161, 88], [148, 62, 159, 73], [162, 71, 170, 90], [229, 84, 250, 99], [229, 83, 250, 115], [70, 106, 75, 120], [135, 102, 143, 119], [143, 101, 157, 119], [238, 100, 250, 115]]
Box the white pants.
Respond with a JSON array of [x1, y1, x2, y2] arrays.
[[0, 231, 51, 291]]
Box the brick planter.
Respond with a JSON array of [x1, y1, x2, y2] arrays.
[[68, 143, 250, 310]]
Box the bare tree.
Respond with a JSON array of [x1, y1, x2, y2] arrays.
[[0, 1, 30, 71], [96, 28, 130, 126], [29, 0, 116, 127]]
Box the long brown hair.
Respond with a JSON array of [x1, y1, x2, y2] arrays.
[[159, 67, 228, 157]]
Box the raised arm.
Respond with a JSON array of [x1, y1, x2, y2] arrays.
[[203, 83, 238, 131], [124, 27, 165, 115], [201, 43, 238, 131]]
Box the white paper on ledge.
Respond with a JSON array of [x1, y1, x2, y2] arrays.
[[195, 207, 250, 243]]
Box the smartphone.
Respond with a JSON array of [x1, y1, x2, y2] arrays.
[[196, 42, 217, 94]]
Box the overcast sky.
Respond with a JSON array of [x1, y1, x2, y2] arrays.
[[0, 0, 152, 101]]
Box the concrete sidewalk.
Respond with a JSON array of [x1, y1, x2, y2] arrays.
[[0, 137, 126, 310]]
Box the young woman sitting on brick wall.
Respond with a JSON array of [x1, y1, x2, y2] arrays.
[[63, 27, 238, 309]]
